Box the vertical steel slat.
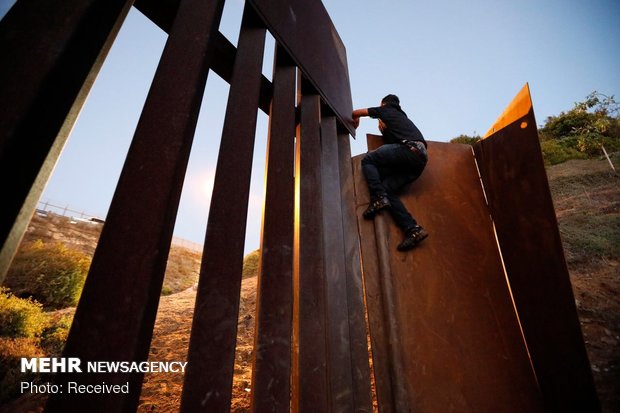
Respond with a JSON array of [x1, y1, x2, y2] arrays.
[[133, 0, 275, 115], [336, 133, 373, 413], [292, 78, 328, 413], [0, 0, 132, 281], [44, 0, 226, 411], [351, 140, 395, 411], [250, 45, 296, 413], [320, 115, 355, 412], [247, 0, 355, 135], [373, 214, 411, 413], [180, 5, 266, 412], [354, 190, 396, 413]]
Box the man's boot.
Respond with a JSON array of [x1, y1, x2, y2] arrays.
[[363, 194, 391, 220], [397, 225, 429, 251]]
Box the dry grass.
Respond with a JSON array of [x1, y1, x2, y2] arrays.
[[160, 246, 201, 295], [12, 213, 202, 296], [547, 157, 619, 412], [137, 276, 257, 412]]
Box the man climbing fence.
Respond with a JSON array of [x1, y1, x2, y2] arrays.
[[352, 94, 429, 251]]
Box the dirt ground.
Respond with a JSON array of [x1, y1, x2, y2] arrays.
[[138, 277, 257, 413], [547, 159, 620, 412]]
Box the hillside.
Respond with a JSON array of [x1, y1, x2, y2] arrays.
[[546, 158, 619, 411], [1, 157, 618, 412], [15, 213, 202, 296]]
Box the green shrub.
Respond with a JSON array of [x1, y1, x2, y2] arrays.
[[538, 91, 620, 164], [540, 139, 586, 165], [41, 313, 73, 356], [0, 337, 44, 403], [242, 249, 260, 279], [5, 240, 91, 309], [0, 288, 47, 339], [449, 134, 481, 145]]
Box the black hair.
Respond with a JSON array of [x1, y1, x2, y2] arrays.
[[381, 94, 407, 116], [381, 94, 400, 106]]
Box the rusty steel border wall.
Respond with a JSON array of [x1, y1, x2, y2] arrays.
[[0, 1, 598, 412]]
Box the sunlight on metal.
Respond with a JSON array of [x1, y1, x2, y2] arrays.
[[483, 83, 533, 139]]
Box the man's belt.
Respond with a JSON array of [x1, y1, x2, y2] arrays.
[[401, 140, 428, 161]]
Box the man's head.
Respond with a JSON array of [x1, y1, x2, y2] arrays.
[[381, 94, 400, 107]]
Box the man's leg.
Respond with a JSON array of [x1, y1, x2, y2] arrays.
[[361, 144, 405, 219], [382, 175, 418, 232], [361, 144, 402, 197], [381, 153, 428, 251]]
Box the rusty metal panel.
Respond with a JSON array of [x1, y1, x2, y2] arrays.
[[44, 0, 226, 411], [0, 0, 132, 281], [134, 0, 182, 30], [355, 203, 395, 412], [355, 139, 545, 412], [292, 79, 328, 413], [374, 213, 411, 413], [474, 104, 600, 410], [134, 0, 273, 115], [320, 115, 355, 412], [251, 45, 296, 413], [482, 83, 533, 139], [337, 134, 373, 413], [180, 5, 266, 412], [247, 0, 355, 135], [352, 144, 395, 412]]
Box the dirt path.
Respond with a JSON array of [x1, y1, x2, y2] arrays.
[[138, 277, 257, 412]]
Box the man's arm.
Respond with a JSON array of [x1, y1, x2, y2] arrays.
[[352, 108, 369, 129]]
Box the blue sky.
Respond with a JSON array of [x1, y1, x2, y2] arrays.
[[2, 0, 619, 253]]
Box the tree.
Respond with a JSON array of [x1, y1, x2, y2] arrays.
[[449, 134, 481, 146], [539, 92, 620, 158]]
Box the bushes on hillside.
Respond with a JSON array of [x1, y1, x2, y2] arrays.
[[449, 92, 620, 165], [449, 134, 481, 146], [4, 240, 91, 309], [242, 249, 260, 279], [0, 336, 44, 403], [539, 92, 620, 163], [0, 288, 46, 338], [539, 137, 587, 165], [40, 313, 73, 355], [0, 288, 74, 402]]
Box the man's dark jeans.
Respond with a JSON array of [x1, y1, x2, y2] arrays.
[[361, 143, 427, 232]]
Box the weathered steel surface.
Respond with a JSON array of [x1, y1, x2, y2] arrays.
[[354, 199, 396, 412], [355, 138, 545, 412], [0, 0, 132, 282], [337, 134, 373, 413], [482, 83, 532, 139], [474, 104, 600, 411], [321, 115, 356, 412], [180, 5, 266, 412], [45, 0, 226, 411], [292, 79, 328, 413], [133, 0, 181, 29], [354, 145, 409, 411], [3, 1, 376, 412], [251, 45, 296, 413], [134, 0, 273, 115], [248, 0, 355, 135]]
